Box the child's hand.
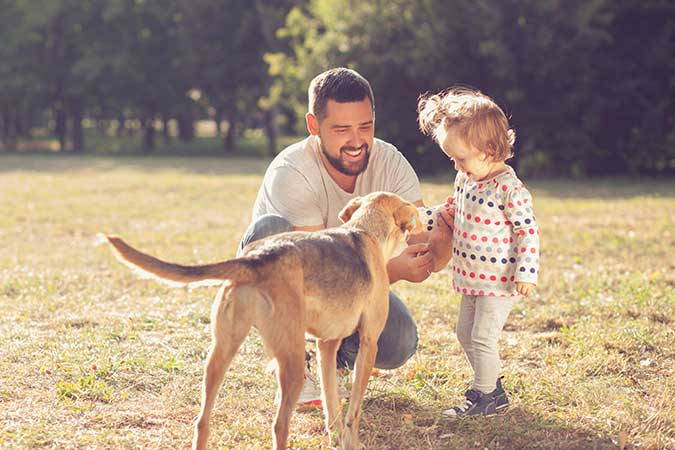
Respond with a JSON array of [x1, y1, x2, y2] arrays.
[[438, 196, 455, 230], [516, 282, 535, 297]]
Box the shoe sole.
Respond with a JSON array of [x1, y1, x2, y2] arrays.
[[296, 399, 322, 411]]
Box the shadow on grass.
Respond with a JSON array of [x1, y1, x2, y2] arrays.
[[0, 152, 271, 177], [357, 394, 618, 450]]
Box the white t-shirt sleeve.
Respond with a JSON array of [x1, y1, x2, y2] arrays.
[[262, 165, 324, 227], [386, 149, 422, 203]]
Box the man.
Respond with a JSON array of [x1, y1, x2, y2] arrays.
[[239, 67, 453, 405]]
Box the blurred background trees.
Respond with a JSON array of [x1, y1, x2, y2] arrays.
[[0, 0, 673, 175]]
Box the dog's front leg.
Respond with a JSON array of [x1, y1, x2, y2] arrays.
[[317, 339, 343, 445], [341, 332, 378, 450]]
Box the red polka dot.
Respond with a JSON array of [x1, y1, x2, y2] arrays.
[[470, 289, 476, 295], [502, 185, 508, 191], [501, 277, 508, 282], [489, 292, 495, 296], [517, 201, 522, 206], [519, 230, 526, 236], [471, 234, 477, 240], [492, 237, 499, 243], [484, 219, 491, 224], [475, 217, 481, 223], [529, 229, 535, 234], [463, 232, 468, 238], [523, 199, 528, 203], [467, 213, 472, 220], [462, 288, 467, 294], [470, 272, 476, 278], [505, 221, 511, 225], [508, 202, 514, 208], [490, 275, 497, 281], [481, 236, 488, 242], [530, 248, 536, 253], [510, 276, 515, 281], [478, 184, 483, 188], [495, 221, 501, 225], [462, 270, 467, 276], [510, 237, 514, 243], [503, 238, 509, 243], [479, 274, 486, 279], [521, 247, 527, 252], [479, 290, 485, 295]]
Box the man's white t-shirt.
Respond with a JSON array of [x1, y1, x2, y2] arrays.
[[252, 135, 422, 229]]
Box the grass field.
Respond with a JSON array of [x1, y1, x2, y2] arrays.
[[1, 154, 673, 449]]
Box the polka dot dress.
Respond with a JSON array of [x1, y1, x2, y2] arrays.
[[451, 166, 539, 297]]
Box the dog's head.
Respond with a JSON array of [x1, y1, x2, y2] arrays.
[[339, 192, 423, 241]]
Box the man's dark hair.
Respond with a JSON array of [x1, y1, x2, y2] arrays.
[[308, 68, 375, 121]]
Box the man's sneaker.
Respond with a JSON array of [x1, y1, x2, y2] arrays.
[[274, 367, 323, 408], [274, 368, 351, 409], [492, 376, 510, 411], [441, 388, 498, 418]]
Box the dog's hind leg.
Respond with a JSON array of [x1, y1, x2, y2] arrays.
[[317, 339, 343, 446], [193, 283, 255, 450]]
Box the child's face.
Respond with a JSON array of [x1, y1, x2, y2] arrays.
[[437, 127, 491, 181]]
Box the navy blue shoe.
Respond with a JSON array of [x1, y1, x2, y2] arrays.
[[492, 376, 510, 411], [442, 389, 497, 418]]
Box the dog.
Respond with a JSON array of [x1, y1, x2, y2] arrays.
[[100, 191, 422, 450]]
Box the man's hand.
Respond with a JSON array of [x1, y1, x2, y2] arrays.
[[516, 282, 535, 297], [387, 243, 433, 283]]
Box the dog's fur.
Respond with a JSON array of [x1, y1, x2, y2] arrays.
[[101, 191, 422, 450]]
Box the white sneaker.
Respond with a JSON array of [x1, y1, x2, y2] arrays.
[[274, 367, 351, 408]]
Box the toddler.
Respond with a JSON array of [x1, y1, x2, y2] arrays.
[[417, 87, 540, 417]]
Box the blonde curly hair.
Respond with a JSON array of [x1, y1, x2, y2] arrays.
[[417, 87, 516, 162]]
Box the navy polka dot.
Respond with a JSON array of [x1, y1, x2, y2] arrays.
[[530, 268, 536, 273], [525, 218, 531, 224], [427, 226, 433, 231], [466, 193, 470, 199], [426, 210, 432, 215], [470, 254, 476, 260], [462, 252, 467, 258], [501, 258, 507, 264], [490, 257, 497, 263], [520, 267, 526, 272], [472, 195, 476, 201], [514, 221, 521, 226], [480, 256, 486, 262], [509, 257, 516, 263], [488, 202, 494, 207], [498, 205, 505, 210], [479, 198, 484, 204], [428, 219, 434, 225]]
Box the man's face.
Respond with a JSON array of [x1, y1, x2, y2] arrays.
[[312, 98, 375, 176]]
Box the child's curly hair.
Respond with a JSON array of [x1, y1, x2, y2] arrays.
[[417, 87, 516, 162]]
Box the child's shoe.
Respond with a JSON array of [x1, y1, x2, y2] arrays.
[[492, 376, 510, 411], [441, 388, 497, 418]]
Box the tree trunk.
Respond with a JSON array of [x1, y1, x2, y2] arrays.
[[224, 110, 236, 152], [70, 98, 84, 153], [54, 106, 67, 152], [214, 108, 222, 136], [162, 114, 171, 143], [117, 114, 126, 137], [143, 115, 155, 152], [263, 106, 278, 157], [177, 113, 194, 142]]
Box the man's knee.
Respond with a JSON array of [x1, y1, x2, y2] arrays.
[[375, 293, 418, 369], [238, 214, 293, 256]]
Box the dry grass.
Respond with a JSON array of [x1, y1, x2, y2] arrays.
[[0, 154, 673, 449]]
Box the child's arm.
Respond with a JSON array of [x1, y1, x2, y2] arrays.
[[508, 186, 539, 296]]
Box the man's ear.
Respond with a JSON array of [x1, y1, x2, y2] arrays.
[[306, 112, 319, 136], [394, 204, 421, 233], [339, 196, 362, 223]]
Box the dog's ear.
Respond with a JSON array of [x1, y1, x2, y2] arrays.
[[339, 196, 363, 223], [393, 203, 422, 234]]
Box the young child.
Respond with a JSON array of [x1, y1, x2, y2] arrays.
[[417, 87, 540, 417]]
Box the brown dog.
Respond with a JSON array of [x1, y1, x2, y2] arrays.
[[101, 191, 422, 450]]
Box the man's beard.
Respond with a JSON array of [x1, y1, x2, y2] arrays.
[[320, 141, 370, 176]]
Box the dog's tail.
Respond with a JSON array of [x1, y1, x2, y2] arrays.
[[99, 234, 259, 288]]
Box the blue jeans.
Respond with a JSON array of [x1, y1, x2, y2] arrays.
[[238, 214, 418, 370]]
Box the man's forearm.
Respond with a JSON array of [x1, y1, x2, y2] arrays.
[[387, 258, 402, 284]]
